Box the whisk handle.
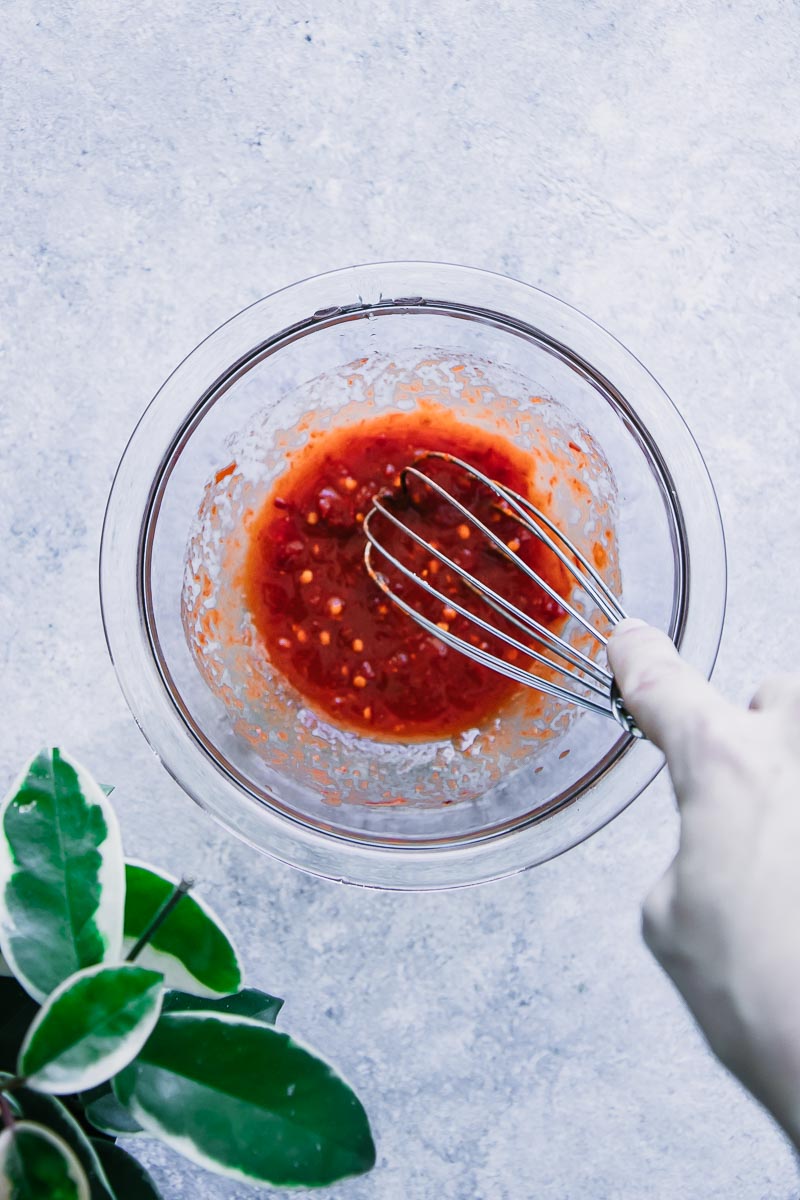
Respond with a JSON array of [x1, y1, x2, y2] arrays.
[[610, 681, 646, 740]]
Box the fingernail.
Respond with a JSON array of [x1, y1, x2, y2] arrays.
[[615, 617, 648, 633]]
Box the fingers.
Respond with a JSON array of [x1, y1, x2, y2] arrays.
[[641, 865, 676, 963], [607, 619, 731, 759], [749, 673, 800, 716]]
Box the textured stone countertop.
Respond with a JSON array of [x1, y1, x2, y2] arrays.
[[2, 3, 799, 1197]]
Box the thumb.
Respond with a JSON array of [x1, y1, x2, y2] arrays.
[[607, 619, 728, 758]]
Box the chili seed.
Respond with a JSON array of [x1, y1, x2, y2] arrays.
[[306, 512, 319, 525], [319, 630, 331, 646], [299, 569, 313, 584], [353, 674, 367, 689], [457, 524, 471, 539], [352, 637, 364, 653]]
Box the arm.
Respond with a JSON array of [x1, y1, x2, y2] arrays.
[[608, 618, 800, 1147]]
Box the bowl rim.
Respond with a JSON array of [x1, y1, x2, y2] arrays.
[[99, 260, 726, 889]]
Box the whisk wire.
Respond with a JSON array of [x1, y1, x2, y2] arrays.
[[493, 487, 626, 625], [363, 451, 643, 737], [411, 452, 627, 627], [401, 464, 606, 646], [363, 536, 615, 716], [364, 507, 612, 700], [365, 497, 611, 689]]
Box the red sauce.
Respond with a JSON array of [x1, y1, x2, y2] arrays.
[[244, 409, 570, 739]]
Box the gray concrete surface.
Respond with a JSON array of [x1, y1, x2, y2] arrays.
[[2, 2, 799, 1196]]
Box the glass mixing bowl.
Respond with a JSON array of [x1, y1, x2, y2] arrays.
[[100, 262, 726, 889]]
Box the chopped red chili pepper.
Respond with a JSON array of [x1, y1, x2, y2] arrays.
[[245, 409, 569, 739]]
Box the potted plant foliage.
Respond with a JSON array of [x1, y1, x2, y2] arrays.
[[0, 748, 375, 1198]]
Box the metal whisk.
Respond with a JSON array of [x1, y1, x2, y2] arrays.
[[363, 451, 643, 738]]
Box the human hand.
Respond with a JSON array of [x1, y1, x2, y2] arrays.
[[607, 618, 800, 1147]]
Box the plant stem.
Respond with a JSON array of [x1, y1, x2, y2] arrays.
[[0, 1092, 16, 1129], [0, 1077, 26, 1094], [126, 877, 195, 963]]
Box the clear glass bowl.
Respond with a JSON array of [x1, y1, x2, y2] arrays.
[[100, 262, 726, 889]]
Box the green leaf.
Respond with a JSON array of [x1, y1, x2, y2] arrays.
[[161, 986, 283, 1024], [89, 1142, 161, 1199], [18, 964, 163, 1094], [9, 1087, 113, 1200], [0, 749, 125, 1002], [0, 1121, 90, 1200], [114, 1012, 375, 1187], [81, 1084, 143, 1138], [123, 863, 241, 998]]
